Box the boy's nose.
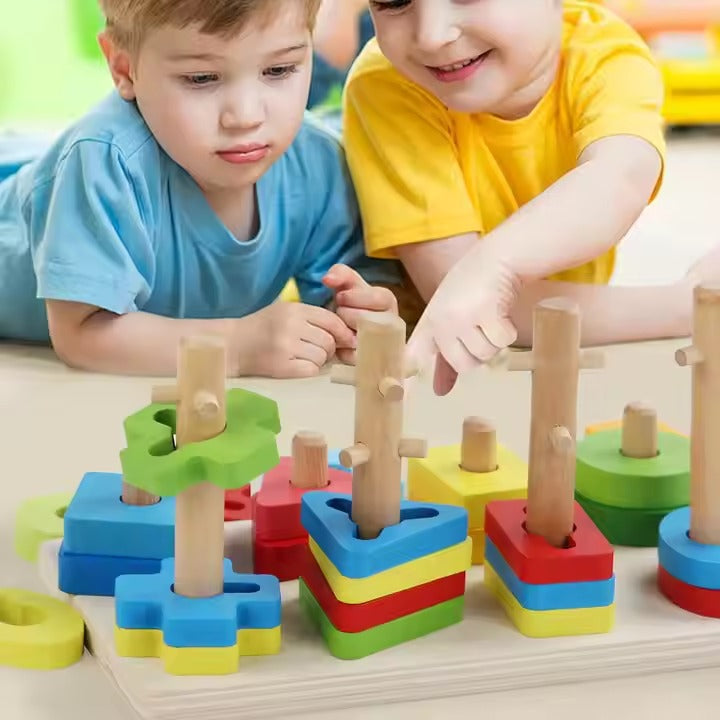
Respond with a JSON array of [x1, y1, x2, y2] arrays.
[[220, 95, 264, 131], [413, 3, 461, 53]]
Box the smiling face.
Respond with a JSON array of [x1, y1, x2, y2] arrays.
[[368, 0, 563, 117], [101, 2, 312, 199]]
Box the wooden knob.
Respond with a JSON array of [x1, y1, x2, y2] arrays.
[[291, 432, 329, 489], [461, 417, 497, 473], [621, 403, 658, 459]]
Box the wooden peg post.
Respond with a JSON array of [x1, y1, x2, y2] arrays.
[[461, 417, 498, 473], [153, 336, 227, 598], [291, 432, 329, 489], [121, 482, 159, 507], [621, 402, 658, 459], [509, 298, 603, 547], [338, 312, 426, 540], [675, 285, 720, 545]]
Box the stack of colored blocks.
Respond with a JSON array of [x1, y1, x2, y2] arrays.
[[658, 507, 720, 617], [114, 558, 282, 675], [576, 424, 690, 547], [299, 492, 473, 659], [408, 442, 527, 564], [58, 472, 175, 596], [252, 458, 352, 581], [483, 499, 616, 637]]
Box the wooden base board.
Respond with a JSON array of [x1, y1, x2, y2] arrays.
[[38, 533, 720, 720]]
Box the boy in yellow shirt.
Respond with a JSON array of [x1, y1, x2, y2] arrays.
[[341, 0, 711, 393]]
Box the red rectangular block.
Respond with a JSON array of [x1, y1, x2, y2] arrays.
[[252, 532, 309, 582], [224, 485, 251, 522], [253, 458, 352, 542], [484, 499, 613, 584], [301, 551, 467, 632]]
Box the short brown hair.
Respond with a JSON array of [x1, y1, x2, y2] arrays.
[[99, 0, 321, 51]]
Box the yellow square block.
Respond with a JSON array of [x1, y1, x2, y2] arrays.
[[114, 625, 281, 675], [470, 528, 485, 565], [309, 536, 472, 604], [483, 562, 614, 638], [408, 444, 527, 529], [585, 419, 684, 437]]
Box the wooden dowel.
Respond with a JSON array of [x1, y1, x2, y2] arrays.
[[682, 285, 720, 545], [525, 298, 581, 548], [151, 384, 179, 404], [121, 481, 160, 506], [460, 417, 498, 473], [330, 364, 357, 387], [173, 336, 227, 599], [379, 376, 404, 401], [340, 444, 371, 469], [621, 402, 658, 459], [291, 432, 329, 489], [398, 438, 427, 459]]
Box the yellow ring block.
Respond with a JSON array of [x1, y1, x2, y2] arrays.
[[585, 419, 684, 437], [408, 444, 527, 530], [309, 536, 473, 604], [483, 562, 615, 638], [115, 625, 281, 675], [0, 589, 85, 669]]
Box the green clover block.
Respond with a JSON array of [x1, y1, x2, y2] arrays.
[[120, 389, 281, 497]]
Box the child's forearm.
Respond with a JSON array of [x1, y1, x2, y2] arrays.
[[510, 279, 692, 348], [56, 310, 251, 377]]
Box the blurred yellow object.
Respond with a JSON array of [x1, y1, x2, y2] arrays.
[[281, 279, 300, 303]]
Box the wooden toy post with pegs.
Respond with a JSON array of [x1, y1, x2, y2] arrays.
[[299, 312, 473, 659], [621, 402, 659, 460], [461, 418, 498, 473], [483, 298, 616, 638], [658, 285, 720, 616]]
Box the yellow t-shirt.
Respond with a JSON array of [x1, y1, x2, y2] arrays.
[[342, 0, 666, 284]]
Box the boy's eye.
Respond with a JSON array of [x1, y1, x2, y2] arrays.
[[263, 64, 298, 80], [182, 73, 220, 87], [370, 0, 411, 11]]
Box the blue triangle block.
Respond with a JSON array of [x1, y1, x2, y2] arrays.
[[301, 492, 469, 578]]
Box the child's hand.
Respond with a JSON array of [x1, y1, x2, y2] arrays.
[[405, 254, 519, 396], [246, 302, 356, 378], [323, 264, 398, 365]]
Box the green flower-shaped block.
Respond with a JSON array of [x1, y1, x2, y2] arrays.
[[120, 389, 281, 497]]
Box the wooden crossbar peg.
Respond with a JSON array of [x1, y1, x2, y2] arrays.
[[291, 432, 329, 489], [621, 402, 658, 459], [675, 284, 720, 545], [509, 298, 602, 548], [339, 312, 427, 540], [153, 336, 227, 598], [461, 417, 498, 473]]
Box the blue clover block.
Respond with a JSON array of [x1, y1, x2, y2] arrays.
[[62, 472, 175, 559], [300, 491, 469, 579], [115, 558, 282, 648]]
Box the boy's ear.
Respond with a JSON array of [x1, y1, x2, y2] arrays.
[[98, 31, 136, 101]]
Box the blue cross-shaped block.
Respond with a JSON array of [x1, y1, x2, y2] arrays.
[[115, 558, 281, 648]]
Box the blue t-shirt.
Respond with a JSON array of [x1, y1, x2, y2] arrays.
[[0, 92, 398, 343]]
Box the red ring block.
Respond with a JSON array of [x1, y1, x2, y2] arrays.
[[658, 565, 720, 618], [253, 458, 352, 542], [484, 499, 614, 584], [224, 485, 252, 522], [301, 550, 467, 632]]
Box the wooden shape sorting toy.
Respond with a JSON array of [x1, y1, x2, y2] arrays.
[[14, 492, 71, 563], [658, 285, 720, 617], [584, 418, 683, 437], [224, 485, 251, 522], [407, 418, 527, 564], [484, 299, 615, 637], [0, 589, 85, 670], [114, 336, 283, 675], [300, 313, 471, 657]]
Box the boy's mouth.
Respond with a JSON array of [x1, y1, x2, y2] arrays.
[[217, 143, 270, 164], [428, 50, 492, 83]]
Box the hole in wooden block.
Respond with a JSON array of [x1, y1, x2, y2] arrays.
[[55, 506, 67, 519], [148, 409, 178, 457], [0, 600, 45, 627], [325, 497, 440, 528], [170, 582, 261, 596], [521, 521, 578, 549]]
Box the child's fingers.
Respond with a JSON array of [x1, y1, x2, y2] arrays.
[[302, 304, 356, 348], [300, 322, 337, 358], [322, 264, 369, 293], [335, 348, 357, 365], [336, 306, 370, 334], [295, 340, 331, 369], [284, 359, 322, 379], [459, 327, 501, 363], [336, 286, 398, 313], [433, 356, 459, 396]]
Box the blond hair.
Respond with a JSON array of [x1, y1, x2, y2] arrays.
[[99, 0, 321, 50]]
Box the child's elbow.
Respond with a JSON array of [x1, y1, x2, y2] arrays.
[[616, 143, 663, 214]]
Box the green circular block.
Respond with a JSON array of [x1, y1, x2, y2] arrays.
[[576, 429, 689, 509], [575, 491, 677, 547], [14, 494, 72, 563], [120, 388, 281, 497]]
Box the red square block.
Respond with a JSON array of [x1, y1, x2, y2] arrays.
[[224, 485, 252, 522], [301, 551, 466, 632], [484, 499, 613, 584], [253, 457, 352, 542], [252, 532, 309, 582]]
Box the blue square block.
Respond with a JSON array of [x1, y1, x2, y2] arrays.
[[300, 491, 469, 579], [58, 542, 161, 596], [115, 558, 282, 648], [63, 472, 175, 560], [485, 537, 615, 610]]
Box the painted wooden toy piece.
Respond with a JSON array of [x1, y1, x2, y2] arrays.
[[407, 417, 527, 564], [14, 493, 72, 563], [299, 312, 472, 659], [658, 285, 720, 617], [576, 403, 690, 546], [484, 298, 616, 637], [114, 335, 283, 675], [224, 485, 252, 522], [253, 431, 352, 581]]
